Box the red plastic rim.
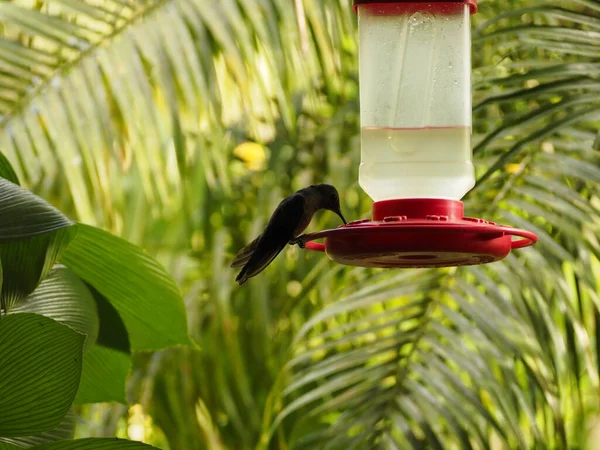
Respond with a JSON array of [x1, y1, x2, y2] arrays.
[[353, 0, 477, 14], [298, 199, 537, 269]]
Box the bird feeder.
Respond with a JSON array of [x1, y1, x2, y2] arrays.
[[300, 0, 537, 268]]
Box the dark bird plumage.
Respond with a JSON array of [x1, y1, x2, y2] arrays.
[[231, 184, 347, 285]]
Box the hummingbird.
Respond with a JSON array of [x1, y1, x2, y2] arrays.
[[231, 184, 347, 285]]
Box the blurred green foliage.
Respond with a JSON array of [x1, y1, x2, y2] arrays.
[[1, 0, 600, 448]]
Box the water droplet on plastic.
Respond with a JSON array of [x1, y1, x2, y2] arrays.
[[409, 11, 433, 32]]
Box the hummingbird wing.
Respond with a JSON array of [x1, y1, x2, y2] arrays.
[[235, 193, 306, 285], [230, 234, 261, 268]]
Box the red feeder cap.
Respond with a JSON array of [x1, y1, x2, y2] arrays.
[[353, 0, 477, 14], [299, 199, 537, 269]]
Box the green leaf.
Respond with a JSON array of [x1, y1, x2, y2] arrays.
[[71, 286, 131, 404], [0, 178, 72, 241], [0, 227, 77, 313], [0, 313, 84, 437], [12, 268, 129, 405], [60, 224, 191, 350], [0, 152, 19, 185], [0, 412, 75, 448], [12, 265, 99, 353], [74, 345, 130, 405], [31, 438, 161, 449], [0, 178, 76, 312], [87, 283, 129, 354], [0, 443, 22, 450]]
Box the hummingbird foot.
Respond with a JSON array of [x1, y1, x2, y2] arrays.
[[289, 237, 306, 249]]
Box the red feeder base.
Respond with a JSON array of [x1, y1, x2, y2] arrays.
[[300, 199, 537, 269]]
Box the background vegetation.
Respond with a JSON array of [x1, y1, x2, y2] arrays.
[[1, 0, 600, 448]]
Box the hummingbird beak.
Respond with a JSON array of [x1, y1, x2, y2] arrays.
[[335, 209, 347, 225]]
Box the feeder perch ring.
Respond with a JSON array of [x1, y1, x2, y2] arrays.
[[297, 217, 537, 269]]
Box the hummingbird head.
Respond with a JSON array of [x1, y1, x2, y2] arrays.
[[313, 184, 347, 225]]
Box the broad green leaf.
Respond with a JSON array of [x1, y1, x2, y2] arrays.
[[0, 178, 72, 241], [0, 412, 75, 448], [60, 224, 191, 350], [0, 152, 19, 185], [0, 227, 77, 313], [0, 313, 84, 436], [74, 345, 130, 404], [87, 283, 130, 354], [0, 178, 76, 312], [31, 438, 160, 449], [12, 265, 99, 353]]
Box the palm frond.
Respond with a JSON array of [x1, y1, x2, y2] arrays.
[[274, 266, 546, 448], [0, 0, 355, 232]]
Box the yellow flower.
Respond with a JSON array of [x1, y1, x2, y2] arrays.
[[233, 142, 267, 171], [506, 163, 522, 174]]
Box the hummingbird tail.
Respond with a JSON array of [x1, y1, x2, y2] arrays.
[[235, 268, 249, 285], [235, 243, 286, 285], [231, 235, 261, 268]]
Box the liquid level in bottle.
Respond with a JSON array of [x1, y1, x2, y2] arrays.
[[359, 126, 475, 201]]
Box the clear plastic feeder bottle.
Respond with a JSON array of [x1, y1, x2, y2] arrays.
[[357, 1, 475, 201]]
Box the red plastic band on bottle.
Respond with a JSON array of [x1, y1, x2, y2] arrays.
[[372, 198, 464, 221], [353, 1, 477, 15]]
